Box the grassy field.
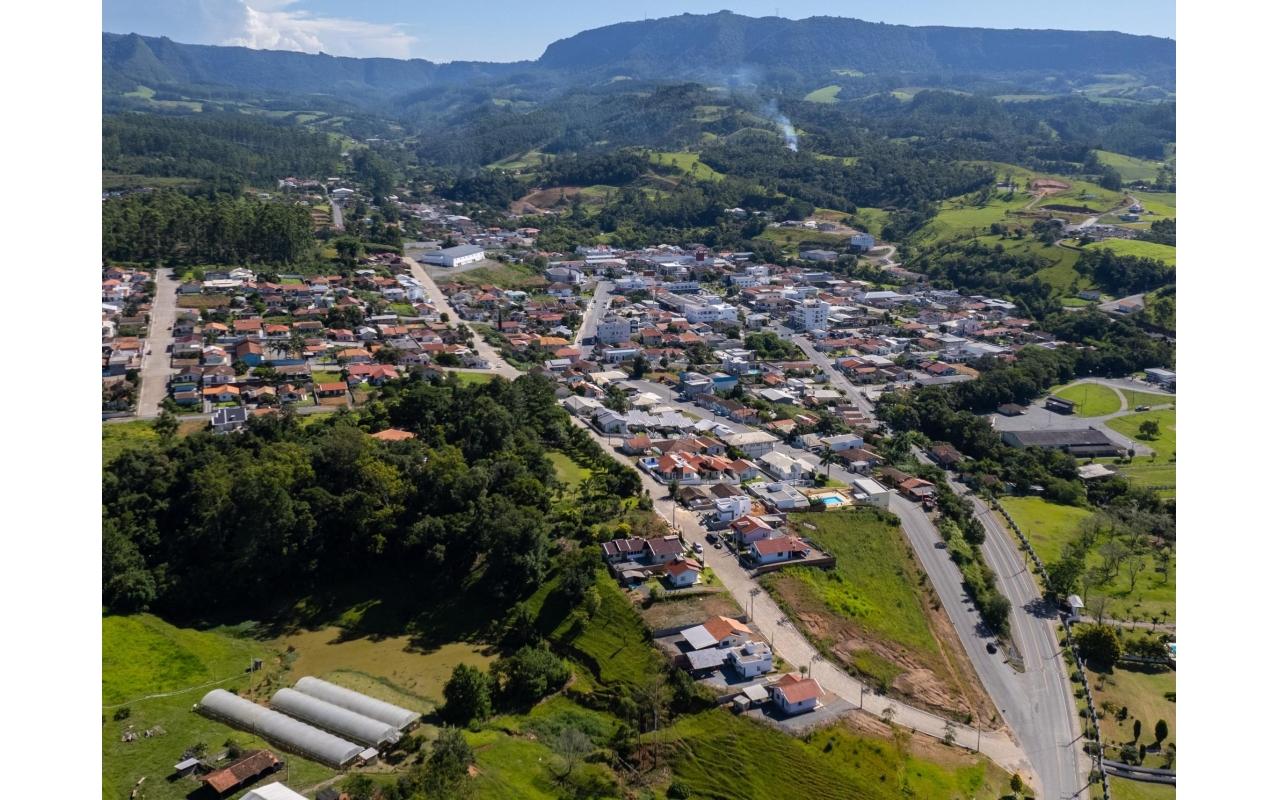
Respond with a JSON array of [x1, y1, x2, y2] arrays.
[[1084, 239, 1176, 266], [762, 510, 983, 715], [1108, 776, 1177, 800], [548, 450, 592, 490], [1051, 382, 1123, 417], [1131, 191, 1176, 219], [666, 711, 1011, 800], [449, 371, 500, 386], [444, 262, 547, 289], [757, 226, 849, 255], [103, 615, 335, 800], [1094, 150, 1164, 183], [804, 84, 843, 103], [1002, 497, 1175, 621], [1000, 497, 1094, 567], [1106, 409, 1177, 492], [103, 420, 160, 465], [1115, 388, 1175, 408], [648, 150, 726, 181], [1087, 664, 1175, 765]]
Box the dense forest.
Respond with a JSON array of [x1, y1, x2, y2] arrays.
[[1073, 248, 1176, 296], [102, 189, 316, 264], [103, 113, 342, 186], [102, 375, 643, 617]]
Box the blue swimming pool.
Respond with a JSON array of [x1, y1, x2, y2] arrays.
[[819, 496, 842, 507]]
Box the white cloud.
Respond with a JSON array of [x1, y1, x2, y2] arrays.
[[217, 1, 418, 59]]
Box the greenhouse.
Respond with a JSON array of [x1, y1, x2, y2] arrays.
[[197, 689, 365, 768], [270, 688, 401, 747], [293, 676, 420, 731]]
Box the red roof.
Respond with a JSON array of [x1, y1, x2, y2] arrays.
[[752, 536, 807, 556], [200, 750, 280, 794], [773, 674, 822, 704]]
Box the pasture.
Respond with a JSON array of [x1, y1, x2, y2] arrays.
[[1084, 239, 1176, 266]]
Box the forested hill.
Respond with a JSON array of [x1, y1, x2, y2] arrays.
[[538, 11, 1175, 85], [105, 12, 1174, 100], [102, 32, 528, 97]]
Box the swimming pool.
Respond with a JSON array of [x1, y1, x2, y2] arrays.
[[819, 496, 843, 507]]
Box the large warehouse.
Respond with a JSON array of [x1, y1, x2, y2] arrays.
[[198, 689, 365, 768], [294, 676, 420, 731], [419, 244, 485, 268], [270, 688, 401, 748]]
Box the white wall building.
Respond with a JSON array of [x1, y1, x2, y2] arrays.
[[790, 299, 830, 332]]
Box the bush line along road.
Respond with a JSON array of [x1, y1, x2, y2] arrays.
[[418, 265, 1087, 799]]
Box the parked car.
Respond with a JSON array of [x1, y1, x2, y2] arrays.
[[694, 543, 704, 554], [986, 642, 998, 654], [1136, 405, 1151, 411], [706, 532, 719, 543]]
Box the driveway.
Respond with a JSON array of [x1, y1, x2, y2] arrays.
[[135, 268, 181, 418]]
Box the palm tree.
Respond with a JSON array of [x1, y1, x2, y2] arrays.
[[819, 445, 835, 479]]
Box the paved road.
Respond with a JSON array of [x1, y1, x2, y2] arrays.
[[135, 268, 181, 418], [791, 335, 877, 419], [574, 280, 614, 347], [961, 481, 1090, 800], [403, 256, 521, 379], [329, 193, 345, 232]]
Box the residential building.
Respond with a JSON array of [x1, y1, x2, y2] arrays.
[[769, 673, 822, 715], [750, 536, 812, 565], [790, 299, 830, 332]]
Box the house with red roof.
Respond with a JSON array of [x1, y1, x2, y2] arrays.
[[769, 673, 822, 716]]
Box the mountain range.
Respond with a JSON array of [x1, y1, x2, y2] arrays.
[[103, 10, 1175, 104]]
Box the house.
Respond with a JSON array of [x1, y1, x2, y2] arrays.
[[644, 535, 687, 564], [720, 430, 777, 459], [211, 406, 249, 433], [681, 616, 755, 651], [235, 340, 264, 366], [710, 495, 752, 524], [848, 476, 893, 508], [199, 750, 281, 796], [664, 559, 702, 588], [848, 231, 876, 252], [769, 673, 822, 716], [750, 536, 812, 565], [601, 537, 647, 563], [897, 477, 937, 503], [727, 640, 773, 678], [370, 428, 416, 442], [203, 385, 241, 403], [927, 443, 964, 469], [729, 515, 775, 545], [315, 382, 349, 399], [243, 784, 311, 800], [759, 451, 809, 482]]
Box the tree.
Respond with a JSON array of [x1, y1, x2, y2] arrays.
[[1045, 552, 1085, 599], [491, 646, 569, 706], [1138, 419, 1161, 439], [423, 726, 474, 797], [153, 408, 179, 444], [1075, 624, 1122, 668], [629, 354, 650, 379], [1132, 718, 1142, 743], [441, 663, 492, 726], [1154, 718, 1169, 747], [340, 774, 376, 800], [549, 727, 594, 782], [558, 548, 599, 604], [1010, 774, 1024, 799], [819, 445, 835, 478], [1124, 552, 1146, 593], [668, 478, 679, 499]]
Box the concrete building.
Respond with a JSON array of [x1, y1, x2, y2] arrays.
[[594, 316, 633, 345], [790, 299, 830, 332]]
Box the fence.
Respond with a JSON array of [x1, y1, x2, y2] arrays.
[[991, 497, 1111, 800]]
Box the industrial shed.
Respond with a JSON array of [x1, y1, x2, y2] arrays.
[[270, 688, 401, 747], [294, 676, 420, 731], [198, 689, 364, 768]]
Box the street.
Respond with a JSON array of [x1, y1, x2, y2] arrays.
[[403, 256, 521, 379], [573, 279, 614, 347], [958, 479, 1090, 799], [135, 267, 181, 418]]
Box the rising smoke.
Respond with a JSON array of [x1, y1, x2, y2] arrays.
[[723, 68, 799, 152]]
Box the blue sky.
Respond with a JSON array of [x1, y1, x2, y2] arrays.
[[103, 1, 1175, 62]]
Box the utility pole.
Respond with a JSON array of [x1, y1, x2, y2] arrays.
[[749, 587, 761, 621]]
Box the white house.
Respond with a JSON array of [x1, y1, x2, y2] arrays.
[[595, 316, 633, 345], [759, 451, 808, 482], [728, 640, 773, 678], [711, 495, 752, 524], [769, 674, 822, 715], [848, 476, 893, 508], [819, 433, 864, 452], [664, 559, 702, 588], [721, 430, 777, 459]]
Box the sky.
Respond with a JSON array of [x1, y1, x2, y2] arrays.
[[102, 1, 1175, 62]]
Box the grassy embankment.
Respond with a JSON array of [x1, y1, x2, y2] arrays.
[[761, 509, 988, 718]]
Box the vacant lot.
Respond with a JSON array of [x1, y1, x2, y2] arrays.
[[102, 420, 160, 465], [1088, 664, 1176, 769], [1084, 239, 1176, 266], [666, 710, 1011, 800], [548, 450, 592, 491], [445, 262, 547, 290], [103, 615, 334, 800], [1052, 382, 1122, 417], [1109, 776, 1177, 800], [762, 509, 990, 718], [1114, 387, 1175, 409]]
